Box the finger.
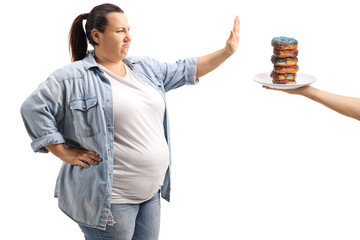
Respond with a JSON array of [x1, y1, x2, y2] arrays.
[[77, 160, 90, 168], [80, 154, 102, 165], [87, 152, 102, 162], [229, 30, 234, 40], [86, 150, 100, 157], [73, 152, 100, 165], [82, 150, 102, 161], [78, 157, 98, 166], [233, 16, 240, 33]]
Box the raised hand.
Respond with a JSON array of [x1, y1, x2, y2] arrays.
[[195, 16, 240, 78], [225, 16, 240, 55]]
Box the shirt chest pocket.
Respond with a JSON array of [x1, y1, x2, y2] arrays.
[[69, 97, 101, 137]]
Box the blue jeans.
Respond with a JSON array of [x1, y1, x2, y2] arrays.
[[79, 191, 161, 240]]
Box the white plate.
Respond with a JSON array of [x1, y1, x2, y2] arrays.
[[253, 72, 316, 89]]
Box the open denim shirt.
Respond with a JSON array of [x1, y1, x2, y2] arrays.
[[21, 51, 199, 230]]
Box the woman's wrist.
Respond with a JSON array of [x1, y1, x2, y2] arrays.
[[45, 144, 69, 161], [222, 46, 234, 58], [300, 85, 318, 99], [286, 85, 316, 98]]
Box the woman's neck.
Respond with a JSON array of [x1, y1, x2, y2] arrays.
[[94, 54, 126, 78]]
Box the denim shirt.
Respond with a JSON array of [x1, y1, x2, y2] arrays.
[[20, 51, 199, 230]]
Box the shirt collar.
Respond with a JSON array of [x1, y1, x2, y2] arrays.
[[83, 50, 137, 71], [83, 50, 99, 70]]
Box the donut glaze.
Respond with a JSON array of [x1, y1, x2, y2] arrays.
[[273, 48, 298, 58], [271, 55, 298, 66], [271, 36, 298, 50], [270, 71, 296, 80], [273, 65, 299, 74], [272, 79, 296, 84]]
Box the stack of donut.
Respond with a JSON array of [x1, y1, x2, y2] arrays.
[[271, 36, 299, 84]]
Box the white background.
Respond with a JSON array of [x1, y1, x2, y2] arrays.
[[1, 0, 360, 239]]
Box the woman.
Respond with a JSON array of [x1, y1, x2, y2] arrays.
[[20, 3, 240, 240], [263, 85, 360, 121]]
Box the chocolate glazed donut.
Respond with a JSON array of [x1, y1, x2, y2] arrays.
[[271, 71, 296, 80], [272, 79, 296, 84], [271, 36, 298, 50], [273, 65, 299, 74], [273, 48, 298, 58], [271, 55, 298, 66], [270, 71, 296, 84]]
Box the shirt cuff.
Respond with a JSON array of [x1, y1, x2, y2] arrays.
[[185, 57, 199, 85], [31, 132, 65, 153]]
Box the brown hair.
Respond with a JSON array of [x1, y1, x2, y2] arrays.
[[68, 3, 124, 62]]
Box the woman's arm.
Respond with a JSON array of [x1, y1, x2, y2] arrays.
[[264, 85, 360, 121], [20, 75, 102, 167], [196, 16, 240, 79]]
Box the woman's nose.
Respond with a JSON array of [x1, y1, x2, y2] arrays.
[[125, 32, 132, 42]]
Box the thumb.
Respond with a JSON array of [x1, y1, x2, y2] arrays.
[[228, 30, 234, 41]]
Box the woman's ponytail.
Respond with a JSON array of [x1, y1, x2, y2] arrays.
[[69, 14, 88, 62]]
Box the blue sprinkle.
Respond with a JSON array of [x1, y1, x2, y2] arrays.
[[271, 36, 297, 47]]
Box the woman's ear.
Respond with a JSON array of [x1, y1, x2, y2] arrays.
[[91, 29, 101, 45]]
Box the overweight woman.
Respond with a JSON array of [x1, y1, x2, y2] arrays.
[[20, 3, 239, 240]]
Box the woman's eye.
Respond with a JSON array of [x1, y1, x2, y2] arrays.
[[116, 28, 129, 33]]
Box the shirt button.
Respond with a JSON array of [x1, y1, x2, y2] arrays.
[[106, 99, 110, 102], [82, 105, 86, 109], [107, 123, 111, 127]]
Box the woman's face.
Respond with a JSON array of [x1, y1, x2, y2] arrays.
[[93, 12, 131, 63]]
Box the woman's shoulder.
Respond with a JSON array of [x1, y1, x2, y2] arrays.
[[51, 60, 90, 82]]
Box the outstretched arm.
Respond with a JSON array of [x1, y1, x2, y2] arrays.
[[264, 85, 360, 121], [196, 16, 240, 79]]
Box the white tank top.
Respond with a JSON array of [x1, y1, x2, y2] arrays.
[[99, 63, 169, 204]]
